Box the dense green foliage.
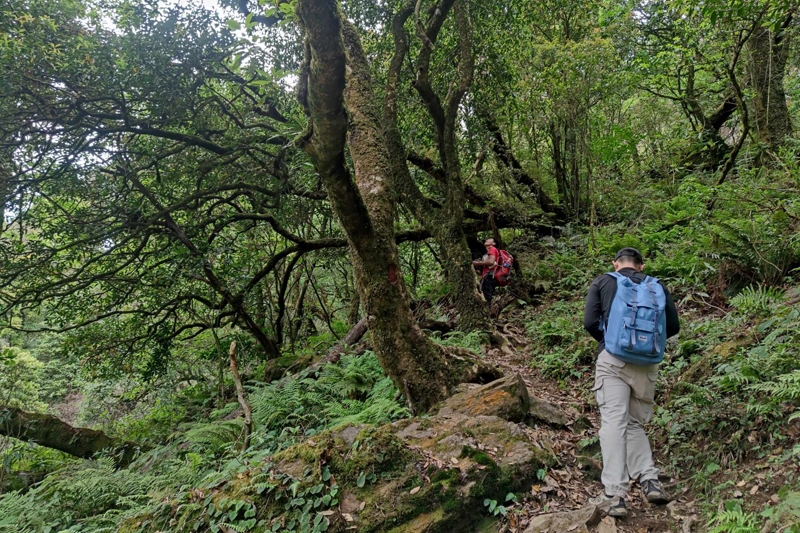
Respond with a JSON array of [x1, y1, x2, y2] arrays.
[[1, 0, 799, 530]]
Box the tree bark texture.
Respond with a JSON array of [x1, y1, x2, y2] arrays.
[[0, 406, 142, 466], [549, 117, 583, 216], [383, 1, 490, 332], [296, 0, 463, 413], [747, 21, 792, 152]]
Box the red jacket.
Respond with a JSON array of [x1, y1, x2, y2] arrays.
[[482, 247, 499, 278]]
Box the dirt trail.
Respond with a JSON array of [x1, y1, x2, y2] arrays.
[[488, 313, 697, 533]]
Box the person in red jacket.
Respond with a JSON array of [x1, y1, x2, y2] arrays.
[[472, 238, 500, 305]]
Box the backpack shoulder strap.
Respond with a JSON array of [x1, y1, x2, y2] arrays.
[[607, 271, 626, 281]]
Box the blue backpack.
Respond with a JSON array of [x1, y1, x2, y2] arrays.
[[601, 272, 667, 365]]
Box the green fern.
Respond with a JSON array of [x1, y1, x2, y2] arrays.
[[249, 352, 408, 437], [0, 457, 187, 533], [431, 330, 486, 353], [179, 419, 244, 454], [750, 370, 800, 401], [729, 285, 786, 315], [707, 506, 760, 533], [713, 219, 797, 286]]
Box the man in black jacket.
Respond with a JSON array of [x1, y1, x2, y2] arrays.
[[583, 248, 680, 518]]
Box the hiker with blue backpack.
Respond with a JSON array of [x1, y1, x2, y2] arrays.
[[583, 248, 680, 518]]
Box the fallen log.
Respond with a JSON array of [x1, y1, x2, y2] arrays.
[[277, 317, 369, 386], [0, 406, 144, 466]]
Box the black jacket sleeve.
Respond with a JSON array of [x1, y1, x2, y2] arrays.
[[585, 273, 680, 348], [583, 276, 604, 342], [661, 282, 680, 338]]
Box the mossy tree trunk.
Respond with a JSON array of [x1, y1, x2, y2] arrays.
[[681, 64, 739, 170], [384, 1, 490, 333], [295, 0, 463, 413], [748, 18, 793, 153], [0, 406, 142, 466]]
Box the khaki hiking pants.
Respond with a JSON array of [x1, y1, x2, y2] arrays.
[[593, 350, 660, 497]]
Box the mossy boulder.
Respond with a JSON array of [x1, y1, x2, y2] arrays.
[[261, 353, 315, 382], [265, 411, 555, 532], [265, 375, 558, 531], [438, 373, 530, 422], [121, 376, 556, 533]]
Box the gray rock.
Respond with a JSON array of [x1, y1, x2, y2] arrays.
[[524, 505, 604, 533], [527, 395, 569, 427]]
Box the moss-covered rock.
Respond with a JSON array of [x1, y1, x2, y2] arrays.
[[261, 353, 315, 382], [121, 383, 555, 532], [270, 410, 553, 532], [438, 373, 530, 422]]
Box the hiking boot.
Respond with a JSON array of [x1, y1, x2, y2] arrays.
[[590, 494, 628, 518], [641, 478, 671, 504], [607, 495, 628, 518]]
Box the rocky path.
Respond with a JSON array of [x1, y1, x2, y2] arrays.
[[486, 316, 698, 533]]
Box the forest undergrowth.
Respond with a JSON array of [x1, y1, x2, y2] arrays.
[[2, 160, 800, 532], [2, 0, 800, 529]]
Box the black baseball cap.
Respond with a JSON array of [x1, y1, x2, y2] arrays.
[[615, 247, 644, 263]]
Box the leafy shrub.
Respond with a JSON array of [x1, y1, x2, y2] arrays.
[[0, 347, 46, 412], [526, 301, 595, 380], [761, 489, 800, 530]]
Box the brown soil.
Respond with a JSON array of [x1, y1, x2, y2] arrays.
[[487, 311, 692, 533]]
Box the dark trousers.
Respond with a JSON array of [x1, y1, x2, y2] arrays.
[[481, 275, 497, 305]]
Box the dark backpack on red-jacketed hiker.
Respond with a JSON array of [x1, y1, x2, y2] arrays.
[[494, 250, 514, 286]]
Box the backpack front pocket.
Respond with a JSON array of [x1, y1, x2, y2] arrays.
[[619, 317, 659, 355]]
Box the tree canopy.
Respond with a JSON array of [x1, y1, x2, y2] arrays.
[[1, 0, 799, 528]]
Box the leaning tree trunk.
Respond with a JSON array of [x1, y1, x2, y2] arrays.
[[682, 64, 739, 170], [383, 1, 490, 332], [748, 21, 792, 153], [0, 406, 143, 466], [296, 0, 465, 413]]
